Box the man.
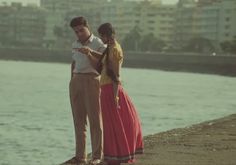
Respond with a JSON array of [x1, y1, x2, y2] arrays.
[[62, 16, 106, 165]]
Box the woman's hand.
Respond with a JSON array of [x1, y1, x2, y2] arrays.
[[113, 82, 120, 110], [114, 96, 120, 110]]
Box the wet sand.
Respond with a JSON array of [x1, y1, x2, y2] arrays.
[[133, 114, 236, 165]]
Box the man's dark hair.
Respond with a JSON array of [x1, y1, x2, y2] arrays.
[[70, 16, 89, 28]]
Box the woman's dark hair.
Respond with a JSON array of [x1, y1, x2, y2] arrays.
[[98, 23, 119, 83], [98, 23, 115, 38], [70, 16, 89, 28]]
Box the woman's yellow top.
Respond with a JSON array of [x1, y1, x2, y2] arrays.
[[100, 40, 123, 86]]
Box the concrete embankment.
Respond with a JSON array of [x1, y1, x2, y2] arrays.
[[134, 114, 236, 165], [0, 48, 236, 76]]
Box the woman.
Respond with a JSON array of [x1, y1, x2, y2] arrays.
[[79, 23, 144, 165], [98, 23, 144, 165]]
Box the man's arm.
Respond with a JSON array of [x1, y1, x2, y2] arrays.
[[71, 60, 75, 79], [86, 52, 100, 68], [76, 47, 102, 67], [90, 50, 103, 59], [91, 41, 107, 59], [74, 47, 103, 59]]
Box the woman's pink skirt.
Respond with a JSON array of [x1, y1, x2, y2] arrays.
[[101, 84, 144, 164]]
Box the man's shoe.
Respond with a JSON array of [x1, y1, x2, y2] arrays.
[[77, 159, 87, 165], [88, 159, 104, 165], [60, 157, 77, 165], [60, 157, 86, 165]]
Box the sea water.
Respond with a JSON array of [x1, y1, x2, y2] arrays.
[[0, 60, 235, 165]]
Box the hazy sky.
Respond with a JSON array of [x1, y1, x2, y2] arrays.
[[0, 0, 179, 5]]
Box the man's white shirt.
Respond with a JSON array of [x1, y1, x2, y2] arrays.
[[72, 34, 106, 74]]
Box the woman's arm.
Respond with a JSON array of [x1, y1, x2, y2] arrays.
[[110, 60, 120, 99], [112, 81, 119, 108], [108, 49, 122, 108]]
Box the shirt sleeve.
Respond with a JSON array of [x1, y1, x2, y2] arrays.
[[96, 38, 107, 53]]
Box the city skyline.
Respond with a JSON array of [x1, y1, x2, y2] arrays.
[[0, 0, 179, 6]]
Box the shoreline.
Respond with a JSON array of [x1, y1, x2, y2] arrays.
[[1, 48, 236, 77], [133, 114, 236, 165], [1, 58, 236, 77]]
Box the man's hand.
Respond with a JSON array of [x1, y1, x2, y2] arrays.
[[74, 46, 93, 56]]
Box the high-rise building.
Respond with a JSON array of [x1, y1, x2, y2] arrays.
[[40, 0, 106, 12], [175, 0, 197, 46], [99, 0, 137, 41], [175, 0, 236, 47], [134, 0, 176, 45], [40, 0, 105, 48], [197, 0, 221, 5], [0, 2, 46, 47]]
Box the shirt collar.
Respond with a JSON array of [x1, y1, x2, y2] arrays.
[[87, 34, 94, 43], [78, 34, 94, 45]]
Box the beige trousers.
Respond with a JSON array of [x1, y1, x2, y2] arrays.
[[69, 73, 103, 160]]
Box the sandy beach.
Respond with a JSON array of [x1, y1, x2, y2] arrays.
[[133, 114, 236, 165]]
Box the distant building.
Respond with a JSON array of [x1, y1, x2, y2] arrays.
[[197, 0, 221, 5], [1, 0, 235, 52], [175, 0, 197, 47], [40, 0, 105, 12], [99, 0, 137, 41], [193, 0, 236, 42], [0, 2, 46, 47], [40, 0, 139, 44], [175, 0, 236, 48], [40, 0, 105, 48], [134, 0, 177, 46]]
